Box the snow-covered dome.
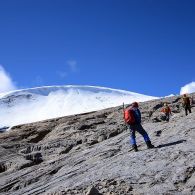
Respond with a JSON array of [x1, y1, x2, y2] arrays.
[[0, 85, 158, 128]]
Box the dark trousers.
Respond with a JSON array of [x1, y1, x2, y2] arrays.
[[165, 113, 170, 122], [127, 124, 150, 145], [185, 105, 191, 116]]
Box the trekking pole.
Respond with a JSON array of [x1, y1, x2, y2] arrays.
[[122, 102, 128, 131], [123, 102, 126, 120], [123, 102, 125, 112]]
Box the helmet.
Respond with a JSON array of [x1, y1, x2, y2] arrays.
[[132, 102, 139, 108]]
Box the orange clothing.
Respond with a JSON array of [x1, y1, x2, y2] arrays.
[[161, 106, 171, 114]]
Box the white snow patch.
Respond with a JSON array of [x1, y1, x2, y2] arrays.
[[0, 85, 158, 128]]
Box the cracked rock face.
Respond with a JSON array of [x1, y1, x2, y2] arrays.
[[0, 94, 195, 195]]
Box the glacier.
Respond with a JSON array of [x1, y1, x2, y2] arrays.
[[0, 85, 158, 128]]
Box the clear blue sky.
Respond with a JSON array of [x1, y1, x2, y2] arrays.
[[0, 0, 194, 96]]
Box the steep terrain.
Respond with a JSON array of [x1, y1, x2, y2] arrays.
[[0, 94, 194, 195]]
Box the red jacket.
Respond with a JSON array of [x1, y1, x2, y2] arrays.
[[161, 106, 171, 114]]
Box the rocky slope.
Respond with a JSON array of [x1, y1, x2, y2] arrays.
[[0, 94, 195, 195]]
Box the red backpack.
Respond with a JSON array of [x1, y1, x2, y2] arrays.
[[124, 108, 135, 124]]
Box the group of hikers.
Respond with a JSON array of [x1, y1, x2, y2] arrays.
[[123, 94, 193, 152], [160, 94, 192, 121]]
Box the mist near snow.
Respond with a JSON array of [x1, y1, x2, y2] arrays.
[[180, 82, 195, 95], [0, 65, 16, 93], [0, 85, 158, 128]]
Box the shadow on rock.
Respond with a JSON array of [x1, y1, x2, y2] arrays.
[[157, 139, 187, 148]]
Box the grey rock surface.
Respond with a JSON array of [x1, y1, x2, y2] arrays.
[[0, 94, 195, 195]]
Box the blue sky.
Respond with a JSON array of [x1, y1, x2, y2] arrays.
[[0, 0, 195, 96]]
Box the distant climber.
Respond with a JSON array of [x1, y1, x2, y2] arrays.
[[124, 102, 154, 152], [182, 94, 192, 116], [161, 103, 171, 122]]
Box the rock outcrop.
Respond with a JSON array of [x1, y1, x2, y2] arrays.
[[0, 94, 195, 195]]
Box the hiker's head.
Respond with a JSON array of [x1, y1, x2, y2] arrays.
[[164, 103, 168, 106], [132, 102, 139, 108], [183, 94, 187, 97]]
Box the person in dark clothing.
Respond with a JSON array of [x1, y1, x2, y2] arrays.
[[124, 102, 154, 152], [182, 94, 192, 116]]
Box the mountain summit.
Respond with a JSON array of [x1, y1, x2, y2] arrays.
[[0, 85, 157, 127]]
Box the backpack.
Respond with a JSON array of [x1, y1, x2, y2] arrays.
[[124, 108, 136, 124], [162, 106, 170, 114], [183, 97, 190, 105]]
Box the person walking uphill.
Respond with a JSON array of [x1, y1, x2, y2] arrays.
[[124, 102, 154, 152], [161, 103, 171, 122], [182, 94, 192, 116]]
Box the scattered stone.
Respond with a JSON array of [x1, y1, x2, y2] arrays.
[[86, 186, 101, 195]]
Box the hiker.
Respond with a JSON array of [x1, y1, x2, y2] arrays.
[[182, 94, 192, 116], [161, 103, 171, 122], [124, 102, 154, 152]]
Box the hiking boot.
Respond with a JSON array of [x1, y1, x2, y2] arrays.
[[132, 144, 138, 152], [146, 141, 155, 149]]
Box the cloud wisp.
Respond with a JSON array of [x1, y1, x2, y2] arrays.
[[0, 65, 17, 93], [67, 60, 78, 72], [56, 60, 78, 79], [180, 82, 195, 95], [56, 71, 68, 79]]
